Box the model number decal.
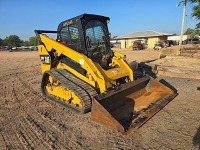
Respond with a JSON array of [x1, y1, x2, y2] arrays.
[[63, 20, 73, 26], [40, 55, 50, 64]]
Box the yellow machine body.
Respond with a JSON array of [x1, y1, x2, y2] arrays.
[[35, 14, 177, 134], [38, 34, 133, 93]]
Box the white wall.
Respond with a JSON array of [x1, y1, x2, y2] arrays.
[[168, 35, 188, 41]]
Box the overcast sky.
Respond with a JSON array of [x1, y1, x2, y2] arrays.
[[0, 0, 198, 40]]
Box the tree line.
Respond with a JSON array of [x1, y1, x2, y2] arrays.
[[0, 35, 38, 47]]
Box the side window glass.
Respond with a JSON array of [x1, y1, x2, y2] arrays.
[[69, 26, 80, 44], [60, 26, 70, 44], [86, 28, 95, 44], [94, 26, 104, 43], [60, 24, 82, 52]]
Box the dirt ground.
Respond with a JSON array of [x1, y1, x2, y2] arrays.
[[0, 50, 200, 150]]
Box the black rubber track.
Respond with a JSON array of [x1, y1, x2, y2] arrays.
[[41, 69, 97, 114]]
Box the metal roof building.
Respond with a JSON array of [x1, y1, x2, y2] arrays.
[[117, 30, 172, 49], [118, 30, 172, 39]]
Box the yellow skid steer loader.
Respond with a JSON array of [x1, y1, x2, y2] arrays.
[[35, 14, 177, 134]]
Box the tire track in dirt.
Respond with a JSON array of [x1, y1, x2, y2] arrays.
[[14, 72, 85, 149], [18, 77, 85, 149], [1, 75, 59, 149], [12, 78, 77, 149], [0, 81, 26, 149], [0, 64, 41, 79]]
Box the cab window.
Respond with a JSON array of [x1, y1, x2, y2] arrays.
[[60, 24, 81, 52]]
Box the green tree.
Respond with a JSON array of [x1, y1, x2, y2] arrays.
[[185, 28, 196, 38], [2, 37, 9, 46], [22, 41, 30, 47], [7, 35, 22, 47], [0, 38, 2, 46], [185, 28, 195, 35], [185, 27, 200, 37], [29, 36, 37, 46], [188, 0, 200, 20], [195, 23, 200, 35]]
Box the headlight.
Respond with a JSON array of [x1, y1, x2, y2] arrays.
[[79, 59, 84, 65]]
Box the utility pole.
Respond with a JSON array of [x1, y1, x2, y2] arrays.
[[178, 0, 187, 45]]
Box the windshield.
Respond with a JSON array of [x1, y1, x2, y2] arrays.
[[85, 20, 109, 58]]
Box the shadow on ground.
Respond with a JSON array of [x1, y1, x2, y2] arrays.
[[193, 126, 200, 150], [130, 61, 157, 79], [130, 61, 178, 96], [139, 62, 157, 78]]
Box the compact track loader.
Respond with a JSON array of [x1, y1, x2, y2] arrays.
[[35, 14, 177, 134]]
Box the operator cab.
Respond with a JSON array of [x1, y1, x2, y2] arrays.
[[57, 14, 113, 68]]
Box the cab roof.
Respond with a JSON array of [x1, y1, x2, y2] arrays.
[[58, 13, 110, 29]]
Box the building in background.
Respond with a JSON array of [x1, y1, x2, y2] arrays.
[[168, 35, 200, 44], [117, 30, 172, 49]]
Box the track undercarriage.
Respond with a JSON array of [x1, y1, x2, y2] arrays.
[[41, 69, 97, 113]]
